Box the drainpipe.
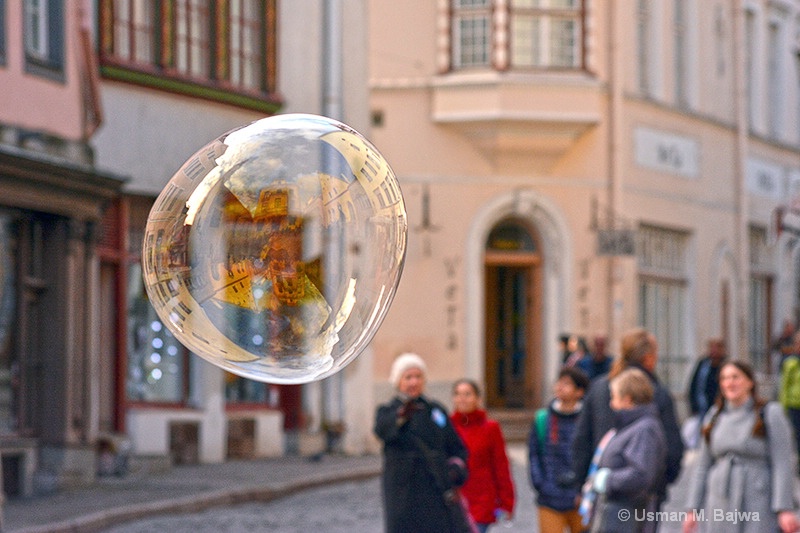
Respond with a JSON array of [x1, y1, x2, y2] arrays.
[[732, 1, 749, 360], [320, 0, 344, 450], [606, 0, 623, 343]]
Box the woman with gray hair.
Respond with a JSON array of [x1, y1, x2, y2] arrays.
[[374, 353, 470, 533], [570, 328, 683, 512]]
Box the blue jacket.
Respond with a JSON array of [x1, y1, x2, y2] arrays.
[[528, 400, 582, 511]]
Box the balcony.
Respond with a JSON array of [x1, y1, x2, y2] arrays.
[[432, 72, 603, 170]]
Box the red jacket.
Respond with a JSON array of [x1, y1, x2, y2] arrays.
[[450, 409, 515, 524]]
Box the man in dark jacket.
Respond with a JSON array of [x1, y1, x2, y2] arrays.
[[687, 338, 727, 418], [570, 328, 683, 508]]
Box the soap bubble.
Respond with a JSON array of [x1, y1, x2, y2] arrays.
[[142, 114, 407, 384]]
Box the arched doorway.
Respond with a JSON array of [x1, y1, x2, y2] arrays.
[[484, 219, 542, 409]]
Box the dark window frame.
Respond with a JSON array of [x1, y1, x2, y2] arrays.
[[98, 0, 281, 113]]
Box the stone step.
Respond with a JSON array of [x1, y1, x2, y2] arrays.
[[488, 409, 538, 443]]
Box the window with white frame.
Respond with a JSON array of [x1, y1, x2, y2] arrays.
[[637, 225, 689, 393], [448, 0, 585, 72], [100, 0, 278, 111], [451, 0, 492, 69]]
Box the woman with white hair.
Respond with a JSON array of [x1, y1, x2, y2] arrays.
[[374, 353, 470, 533]]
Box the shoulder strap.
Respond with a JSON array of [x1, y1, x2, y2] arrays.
[[535, 408, 549, 450]]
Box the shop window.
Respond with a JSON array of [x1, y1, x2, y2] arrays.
[[126, 263, 188, 403], [0, 212, 18, 435]]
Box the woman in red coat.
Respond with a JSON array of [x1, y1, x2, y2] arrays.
[[451, 379, 516, 532]]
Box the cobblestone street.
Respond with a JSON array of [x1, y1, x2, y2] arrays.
[[101, 445, 694, 533]]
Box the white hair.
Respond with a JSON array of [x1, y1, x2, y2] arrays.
[[389, 353, 427, 388]]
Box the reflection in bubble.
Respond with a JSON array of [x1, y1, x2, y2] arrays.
[[142, 114, 407, 383]]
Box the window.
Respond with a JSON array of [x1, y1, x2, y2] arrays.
[[749, 226, 772, 373], [448, 0, 585, 72], [452, 0, 491, 69], [124, 199, 190, 404], [99, 0, 279, 112], [23, 0, 64, 79], [126, 263, 188, 403], [0, 212, 18, 435], [637, 225, 689, 393], [511, 0, 583, 68]]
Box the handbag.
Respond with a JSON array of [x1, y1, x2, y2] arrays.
[[409, 433, 478, 533]]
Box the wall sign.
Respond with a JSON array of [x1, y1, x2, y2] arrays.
[[634, 127, 699, 179]]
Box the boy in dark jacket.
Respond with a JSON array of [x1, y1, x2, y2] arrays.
[[579, 368, 666, 533], [528, 367, 590, 533]]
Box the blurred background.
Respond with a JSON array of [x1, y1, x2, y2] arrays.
[[1, 0, 799, 502]]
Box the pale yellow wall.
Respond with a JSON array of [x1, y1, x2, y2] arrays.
[[367, 0, 800, 400]]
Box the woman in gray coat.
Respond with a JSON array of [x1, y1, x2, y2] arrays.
[[683, 361, 799, 533]]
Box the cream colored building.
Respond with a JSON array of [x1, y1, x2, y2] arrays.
[[367, 0, 800, 416]]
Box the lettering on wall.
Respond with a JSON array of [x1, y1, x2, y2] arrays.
[[746, 157, 784, 200], [444, 256, 460, 351]]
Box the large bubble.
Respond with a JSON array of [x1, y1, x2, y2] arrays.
[[142, 114, 406, 384]]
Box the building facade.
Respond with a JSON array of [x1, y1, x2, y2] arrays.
[[366, 0, 800, 417], [89, 0, 376, 471], [0, 0, 376, 496], [0, 0, 125, 496]]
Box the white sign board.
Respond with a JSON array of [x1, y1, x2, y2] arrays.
[[634, 127, 699, 179], [746, 158, 783, 199]]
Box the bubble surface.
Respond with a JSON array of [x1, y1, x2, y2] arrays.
[[142, 114, 407, 383]]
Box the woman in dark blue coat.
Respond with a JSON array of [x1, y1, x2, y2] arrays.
[[374, 353, 469, 533]]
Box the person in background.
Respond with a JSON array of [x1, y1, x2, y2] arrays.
[[451, 379, 515, 532], [571, 327, 683, 516], [529, 367, 590, 533], [683, 361, 799, 533], [779, 331, 800, 468], [577, 334, 614, 380], [559, 333, 572, 364], [579, 368, 667, 533], [687, 338, 727, 419], [564, 335, 590, 369], [374, 353, 469, 533], [773, 320, 796, 372]]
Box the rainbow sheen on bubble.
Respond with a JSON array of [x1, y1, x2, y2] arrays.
[[142, 114, 406, 383]]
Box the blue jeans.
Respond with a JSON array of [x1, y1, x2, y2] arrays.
[[476, 524, 490, 533]]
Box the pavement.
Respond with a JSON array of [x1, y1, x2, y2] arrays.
[[1, 444, 759, 533], [3, 454, 383, 533]]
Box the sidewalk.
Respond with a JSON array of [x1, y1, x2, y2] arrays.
[[3, 454, 382, 533]]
